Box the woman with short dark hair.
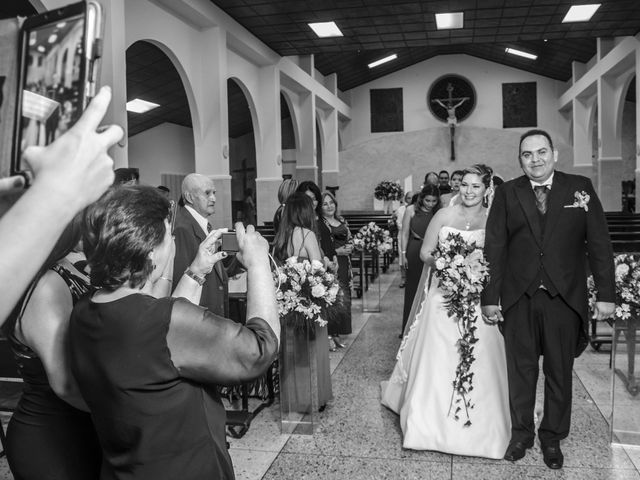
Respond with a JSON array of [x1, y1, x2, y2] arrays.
[[70, 185, 279, 480]]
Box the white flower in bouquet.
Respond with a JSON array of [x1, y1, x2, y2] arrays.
[[311, 283, 327, 298], [616, 263, 630, 281], [435, 257, 447, 270]]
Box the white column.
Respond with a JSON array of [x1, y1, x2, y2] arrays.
[[597, 75, 623, 212], [320, 107, 339, 191], [255, 65, 282, 225], [193, 27, 231, 227], [296, 91, 317, 183]]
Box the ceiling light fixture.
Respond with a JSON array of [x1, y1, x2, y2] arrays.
[[505, 47, 538, 60], [368, 54, 397, 69], [308, 21, 343, 38], [562, 4, 601, 23], [126, 98, 160, 113], [435, 12, 464, 30]]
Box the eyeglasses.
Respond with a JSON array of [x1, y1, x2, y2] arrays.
[[520, 148, 551, 161]]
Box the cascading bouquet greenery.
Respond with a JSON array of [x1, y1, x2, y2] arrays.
[[588, 253, 640, 321], [274, 256, 344, 328], [352, 222, 393, 254], [374, 181, 404, 201], [431, 231, 490, 427]]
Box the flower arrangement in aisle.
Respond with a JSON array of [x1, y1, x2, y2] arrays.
[[274, 256, 343, 327], [352, 222, 393, 254], [431, 231, 490, 426], [588, 254, 640, 321], [374, 181, 404, 201]]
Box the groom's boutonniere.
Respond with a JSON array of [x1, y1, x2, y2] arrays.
[[564, 191, 590, 211]]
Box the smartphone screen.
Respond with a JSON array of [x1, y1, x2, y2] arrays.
[[12, 2, 89, 180]]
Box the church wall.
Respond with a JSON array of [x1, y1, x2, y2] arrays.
[[128, 122, 195, 188], [337, 54, 633, 211]]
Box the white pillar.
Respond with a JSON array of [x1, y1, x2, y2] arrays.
[[320, 107, 339, 191], [255, 65, 282, 225], [597, 74, 623, 211], [296, 91, 317, 183]]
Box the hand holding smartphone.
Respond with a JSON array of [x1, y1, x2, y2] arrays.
[[11, 1, 104, 186]]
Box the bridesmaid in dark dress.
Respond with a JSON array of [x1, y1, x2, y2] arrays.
[[272, 192, 333, 409], [400, 185, 440, 335], [69, 186, 279, 480], [2, 216, 101, 480], [320, 191, 353, 344]]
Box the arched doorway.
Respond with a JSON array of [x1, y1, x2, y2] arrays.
[[125, 40, 193, 198], [621, 76, 636, 212], [227, 79, 256, 224]]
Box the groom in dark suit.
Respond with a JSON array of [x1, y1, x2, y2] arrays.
[[481, 129, 615, 469]]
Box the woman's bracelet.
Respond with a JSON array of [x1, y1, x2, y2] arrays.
[[159, 276, 173, 283]]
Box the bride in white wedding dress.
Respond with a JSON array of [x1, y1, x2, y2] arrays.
[[381, 164, 510, 459]]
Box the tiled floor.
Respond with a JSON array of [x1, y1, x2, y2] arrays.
[[0, 264, 638, 479]]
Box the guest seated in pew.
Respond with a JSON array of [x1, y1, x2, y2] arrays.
[[69, 186, 279, 480], [320, 191, 353, 348], [2, 214, 101, 480]]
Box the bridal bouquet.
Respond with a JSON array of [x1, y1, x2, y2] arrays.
[[374, 181, 404, 201], [274, 256, 343, 328], [352, 222, 393, 254], [432, 231, 490, 426], [588, 254, 640, 321]]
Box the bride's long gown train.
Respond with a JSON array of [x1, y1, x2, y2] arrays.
[[381, 227, 510, 459]]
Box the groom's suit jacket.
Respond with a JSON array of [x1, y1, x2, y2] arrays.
[[482, 171, 615, 351], [172, 205, 229, 317]]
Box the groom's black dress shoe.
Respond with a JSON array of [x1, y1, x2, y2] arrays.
[[541, 444, 563, 469], [504, 440, 534, 461]]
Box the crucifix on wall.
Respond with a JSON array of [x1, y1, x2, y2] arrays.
[[427, 75, 476, 162], [431, 84, 468, 161]]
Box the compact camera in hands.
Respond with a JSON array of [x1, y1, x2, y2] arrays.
[[221, 231, 239, 253]]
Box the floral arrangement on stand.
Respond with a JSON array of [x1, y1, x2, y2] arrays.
[[374, 181, 404, 201], [431, 231, 490, 426], [274, 256, 344, 328], [352, 222, 393, 254], [588, 254, 640, 321]]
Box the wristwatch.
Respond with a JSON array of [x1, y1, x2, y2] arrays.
[[184, 268, 206, 286]]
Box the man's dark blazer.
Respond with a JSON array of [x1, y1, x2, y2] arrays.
[[172, 206, 229, 317], [482, 170, 616, 353]]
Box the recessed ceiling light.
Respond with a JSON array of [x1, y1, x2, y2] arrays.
[[47, 34, 58, 44], [562, 4, 601, 23], [126, 99, 160, 113], [368, 54, 397, 69], [435, 12, 464, 30], [36, 45, 45, 53], [56, 22, 66, 29], [505, 47, 538, 60], [308, 21, 343, 38]]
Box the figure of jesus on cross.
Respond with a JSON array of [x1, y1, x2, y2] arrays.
[[431, 83, 469, 160]]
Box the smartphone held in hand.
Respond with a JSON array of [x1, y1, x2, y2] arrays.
[[11, 1, 104, 186]]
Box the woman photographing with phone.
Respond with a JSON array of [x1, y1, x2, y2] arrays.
[[69, 186, 279, 479]]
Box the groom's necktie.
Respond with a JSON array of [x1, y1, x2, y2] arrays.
[[207, 222, 213, 233], [533, 185, 549, 215]]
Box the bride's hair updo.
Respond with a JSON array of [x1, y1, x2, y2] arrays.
[[462, 164, 494, 189]]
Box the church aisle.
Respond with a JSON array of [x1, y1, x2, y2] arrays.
[[0, 266, 635, 479], [254, 265, 639, 480]]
